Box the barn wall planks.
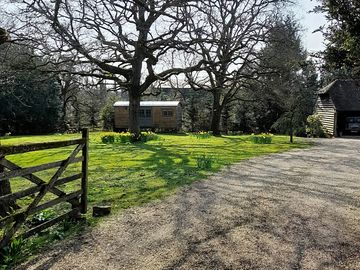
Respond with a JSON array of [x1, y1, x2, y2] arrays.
[[315, 96, 336, 135]]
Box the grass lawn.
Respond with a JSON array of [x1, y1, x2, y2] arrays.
[[0, 133, 309, 267], [1, 133, 308, 212]]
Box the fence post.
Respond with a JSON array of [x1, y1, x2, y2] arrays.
[[81, 128, 89, 214], [0, 156, 20, 218], [0, 158, 9, 218]]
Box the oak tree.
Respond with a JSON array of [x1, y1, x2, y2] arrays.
[[7, 0, 203, 137], [185, 0, 287, 135]]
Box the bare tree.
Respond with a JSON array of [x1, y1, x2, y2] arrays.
[[186, 0, 286, 135], [57, 71, 79, 131], [5, 0, 204, 137]]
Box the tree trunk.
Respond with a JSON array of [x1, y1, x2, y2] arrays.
[[289, 115, 294, 143], [129, 92, 141, 139], [211, 93, 222, 136], [222, 105, 230, 135], [189, 97, 197, 132], [0, 164, 19, 217], [73, 102, 82, 132], [61, 101, 67, 132]]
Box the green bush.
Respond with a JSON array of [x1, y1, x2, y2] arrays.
[[0, 238, 25, 269], [139, 132, 159, 142], [196, 155, 213, 170], [250, 133, 273, 144], [101, 133, 116, 144], [119, 134, 130, 143], [191, 131, 212, 139], [31, 209, 56, 226], [99, 131, 159, 144], [306, 114, 326, 138]]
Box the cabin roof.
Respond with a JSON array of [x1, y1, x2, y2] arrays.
[[114, 101, 180, 107], [318, 79, 360, 111]]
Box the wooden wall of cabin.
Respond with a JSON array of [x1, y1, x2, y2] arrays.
[[114, 107, 129, 129], [315, 95, 336, 136], [153, 107, 178, 129], [114, 106, 181, 130]]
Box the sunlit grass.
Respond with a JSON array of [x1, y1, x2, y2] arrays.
[[0, 132, 309, 267], [1, 132, 308, 212]]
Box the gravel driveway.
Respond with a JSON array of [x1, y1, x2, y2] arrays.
[[19, 138, 360, 270]]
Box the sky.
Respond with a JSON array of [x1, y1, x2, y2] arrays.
[[1, 0, 327, 54], [290, 0, 328, 53]]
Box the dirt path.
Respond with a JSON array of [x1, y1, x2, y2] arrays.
[[18, 139, 360, 270]]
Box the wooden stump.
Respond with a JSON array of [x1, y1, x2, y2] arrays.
[[92, 206, 111, 217]]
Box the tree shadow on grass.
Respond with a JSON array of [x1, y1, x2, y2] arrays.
[[72, 141, 212, 210], [17, 138, 360, 270], [84, 138, 306, 209], [131, 142, 206, 188], [13, 137, 312, 269]]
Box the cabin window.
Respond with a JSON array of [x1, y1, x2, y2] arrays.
[[146, 109, 151, 118], [140, 109, 151, 118], [162, 109, 173, 117]]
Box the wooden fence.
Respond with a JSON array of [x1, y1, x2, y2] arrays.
[[0, 129, 89, 248]]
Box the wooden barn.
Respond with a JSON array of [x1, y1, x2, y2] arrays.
[[113, 101, 182, 131], [315, 79, 360, 136]]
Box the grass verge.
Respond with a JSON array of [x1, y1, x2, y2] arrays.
[[0, 133, 309, 268]]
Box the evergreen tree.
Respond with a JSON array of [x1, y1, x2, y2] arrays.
[[256, 17, 319, 141], [316, 0, 360, 76], [0, 44, 61, 135]]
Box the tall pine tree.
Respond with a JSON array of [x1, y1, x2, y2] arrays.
[[256, 16, 319, 142], [316, 0, 360, 77]]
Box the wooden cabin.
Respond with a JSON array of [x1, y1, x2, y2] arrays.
[[315, 79, 360, 136], [113, 101, 182, 131]]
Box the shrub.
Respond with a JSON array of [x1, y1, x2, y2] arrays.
[[31, 209, 56, 226], [0, 238, 25, 269], [99, 131, 159, 144], [119, 134, 131, 143], [196, 155, 213, 170], [101, 133, 116, 144], [250, 133, 273, 144], [139, 131, 159, 142], [306, 114, 326, 138], [191, 131, 212, 139]]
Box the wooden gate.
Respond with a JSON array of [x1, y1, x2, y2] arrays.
[[0, 129, 89, 248]]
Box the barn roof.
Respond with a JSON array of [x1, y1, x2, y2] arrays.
[[318, 79, 360, 111], [114, 101, 180, 107]]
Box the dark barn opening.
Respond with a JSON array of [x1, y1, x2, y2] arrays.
[[315, 80, 360, 137], [337, 112, 360, 136]]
